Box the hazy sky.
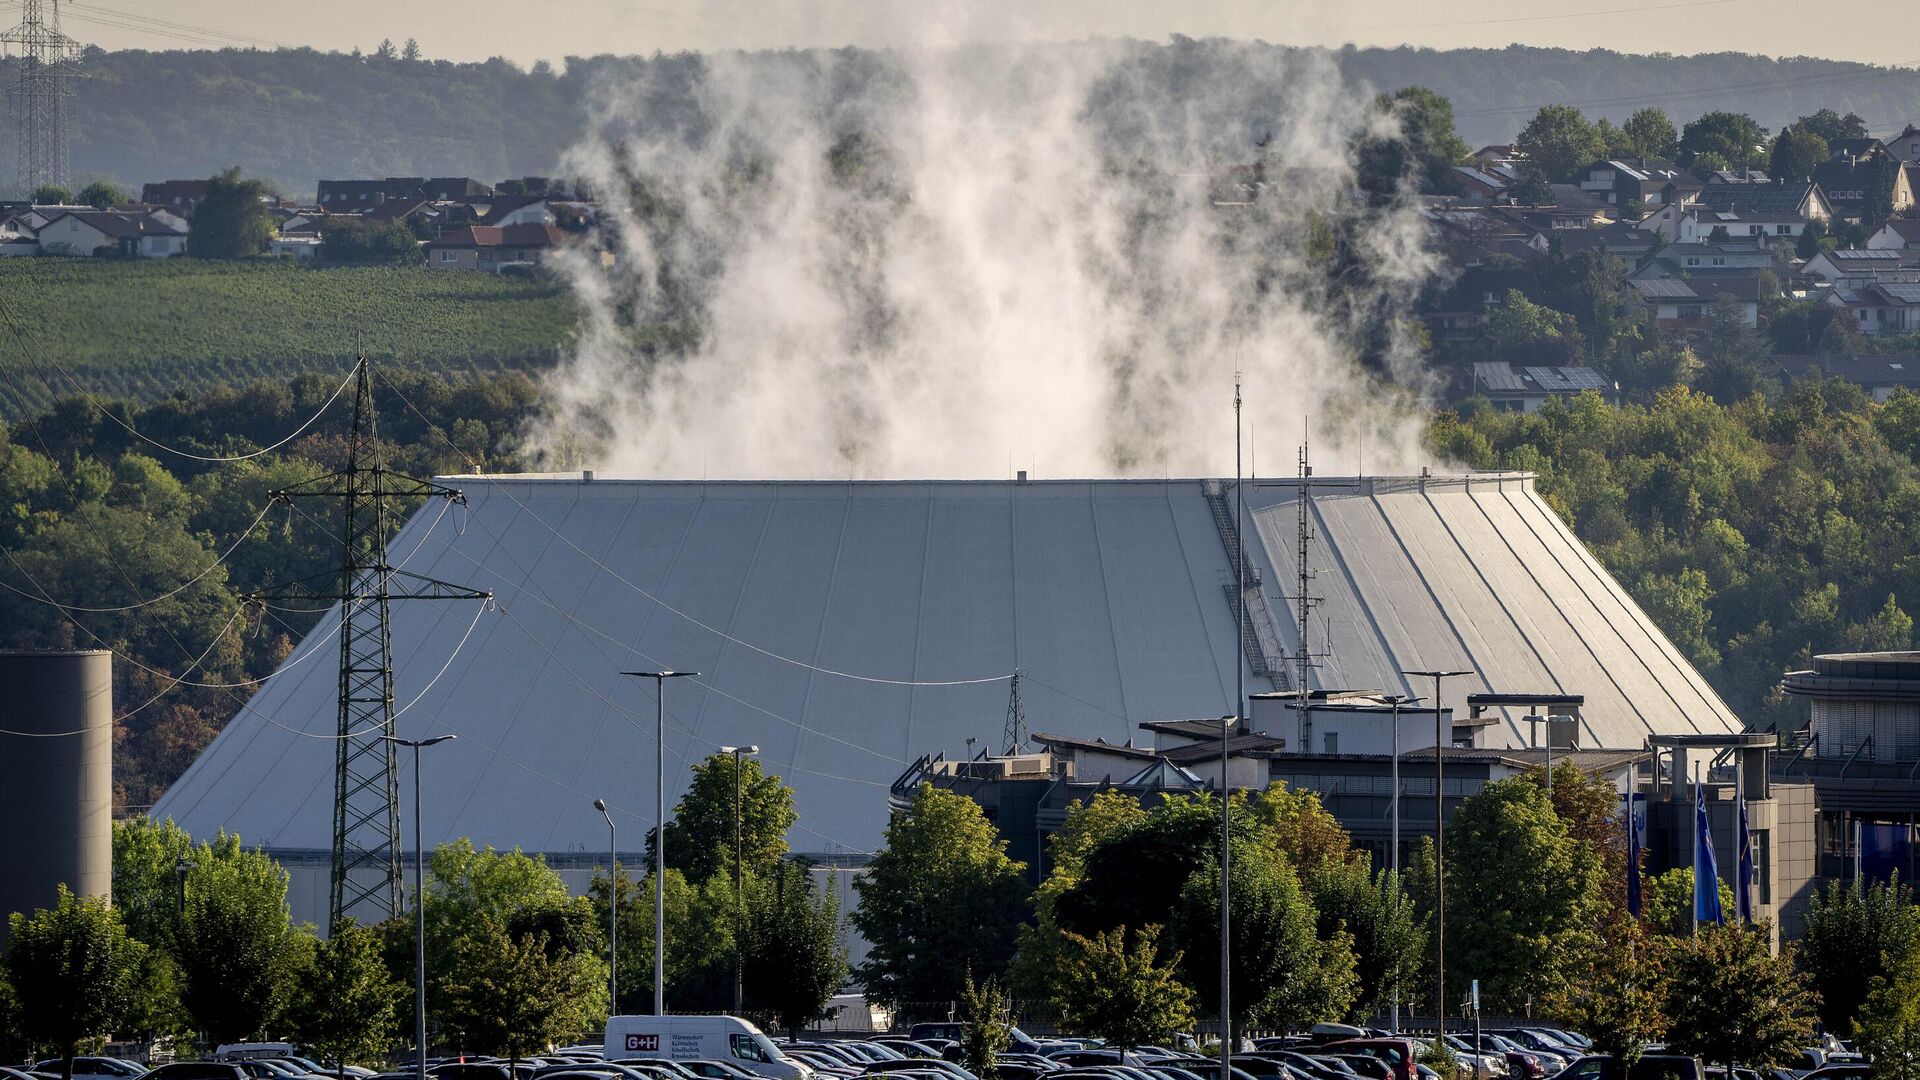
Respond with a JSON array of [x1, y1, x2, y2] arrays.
[[51, 0, 1920, 69]]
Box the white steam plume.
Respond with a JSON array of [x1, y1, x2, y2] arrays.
[[529, 34, 1444, 479]]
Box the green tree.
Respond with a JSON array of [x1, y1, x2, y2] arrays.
[[319, 218, 424, 266], [1679, 112, 1769, 170], [76, 180, 127, 208], [1545, 916, 1667, 1066], [1856, 927, 1920, 1080], [1795, 108, 1868, 145], [1307, 863, 1427, 1021], [111, 816, 198, 951], [286, 921, 404, 1078], [440, 917, 592, 1069], [1174, 843, 1357, 1032], [1516, 105, 1605, 182], [1008, 791, 1148, 1004], [1483, 290, 1580, 364], [3, 887, 147, 1080], [742, 862, 848, 1037], [1798, 877, 1920, 1037], [175, 833, 306, 1044], [188, 167, 275, 258], [1052, 927, 1195, 1050], [955, 971, 1011, 1079], [588, 866, 733, 1012], [1424, 774, 1607, 1014], [852, 784, 1029, 1011], [1770, 127, 1830, 182], [1663, 923, 1816, 1070], [1355, 87, 1471, 202], [31, 183, 73, 204], [656, 752, 799, 885], [1624, 108, 1679, 159]]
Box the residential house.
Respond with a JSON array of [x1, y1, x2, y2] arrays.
[[1419, 264, 1546, 342], [1423, 203, 1549, 265], [316, 176, 493, 209], [0, 211, 37, 256], [1629, 240, 1778, 279], [1631, 276, 1761, 331], [1639, 201, 1810, 243], [1777, 353, 1920, 400], [33, 209, 186, 257], [1799, 248, 1920, 286], [1888, 125, 1920, 163], [1471, 144, 1527, 167], [1468, 362, 1614, 411], [1694, 180, 1834, 222], [424, 223, 578, 272], [1823, 282, 1920, 335], [1451, 164, 1515, 198], [1575, 158, 1701, 211], [1811, 155, 1916, 222], [1868, 220, 1920, 250], [138, 179, 210, 214]]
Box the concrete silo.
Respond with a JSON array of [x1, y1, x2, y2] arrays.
[[0, 649, 112, 942]]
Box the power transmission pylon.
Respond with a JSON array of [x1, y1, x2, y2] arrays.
[[246, 357, 490, 930], [1003, 670, 1027, 754], [1, 0, 82, 195]]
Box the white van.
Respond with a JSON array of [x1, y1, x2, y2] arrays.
[[213, 1045, 297, 1063], [604, 1015, 809, 1080]]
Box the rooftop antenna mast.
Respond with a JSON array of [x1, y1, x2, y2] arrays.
[[245, 355, 491, 930], [2, 0, 83, 194], [1287, 426, 1331, 752], [1003, 670, 1027, 754]]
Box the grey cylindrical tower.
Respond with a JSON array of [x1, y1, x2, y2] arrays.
[[0, 650, 113, 943]]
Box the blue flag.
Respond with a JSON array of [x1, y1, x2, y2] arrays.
[[1735, 798, 1754, 924], [1627, 794, 1643, 918], [1695, 784, 1723, 926]]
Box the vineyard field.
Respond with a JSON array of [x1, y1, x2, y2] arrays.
[[0, 259, 582, 413]]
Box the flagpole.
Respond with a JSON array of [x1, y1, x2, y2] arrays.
[[1692, 769, 1700, 936]]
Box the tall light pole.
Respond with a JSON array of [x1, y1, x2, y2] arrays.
[[594, 798, 618, 1012], [1402, 669, 1470, 1034], [382, 732, 458, 1079], [1219, 712, 1236, 1072], [622, 670, 700, 1017], [719, 744, 759, 1016], [1378, 694, 1420, 1033]]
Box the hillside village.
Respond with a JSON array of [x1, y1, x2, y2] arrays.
[[5, 98, 1920, 411]]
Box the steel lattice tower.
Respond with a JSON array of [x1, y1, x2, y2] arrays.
[[250, 358, 490, 929], [1, 0, 81, 195]]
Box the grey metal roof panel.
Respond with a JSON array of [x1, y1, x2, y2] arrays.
[[152, 475, 1739, 858], [1473, 362, 1528, 392]]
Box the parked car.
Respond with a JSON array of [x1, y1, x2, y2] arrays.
[[35, 1060, 146, 1080], [1320, 1040, 1416, 1080], [907, 1028, 1042, 1057], [139, 1065, 253, 1080], [1556, 1055, 1703, 1080], [1049, 1057, 1145, 1072], [1799, 1068, 1869, 1080]]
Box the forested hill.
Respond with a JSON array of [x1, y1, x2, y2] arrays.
[[24, 41, 1920, 195]]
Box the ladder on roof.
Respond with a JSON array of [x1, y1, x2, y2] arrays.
[[1202, 481, 1288, 686]]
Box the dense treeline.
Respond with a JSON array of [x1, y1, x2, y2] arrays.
[[1432, 381, 1920, 728], [0, 371, 540, 809], [20, 42, 1920, 195]]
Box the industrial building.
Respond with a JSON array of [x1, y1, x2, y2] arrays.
[[0, 650, 113, 944], [152, 472, 1742, 927], [1777, 652, 1920, 882]]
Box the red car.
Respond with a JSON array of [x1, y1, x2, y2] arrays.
[[1318, 1041, 1417, 1080]]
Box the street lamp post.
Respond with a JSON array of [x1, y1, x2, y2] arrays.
[[622, 670, 700, 1017], [382, 732, 458, 1079], [594, 798, 617, 1012], [719, 744, 759, 1016], [1219, 712, 1236, 1071], [1377, 694, 1420, 1033], [1402, 669, 1471, 1035]]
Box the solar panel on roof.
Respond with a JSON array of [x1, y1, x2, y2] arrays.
[[1880, 283, 1920, 303], [1636, 279, 1696, 299]]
